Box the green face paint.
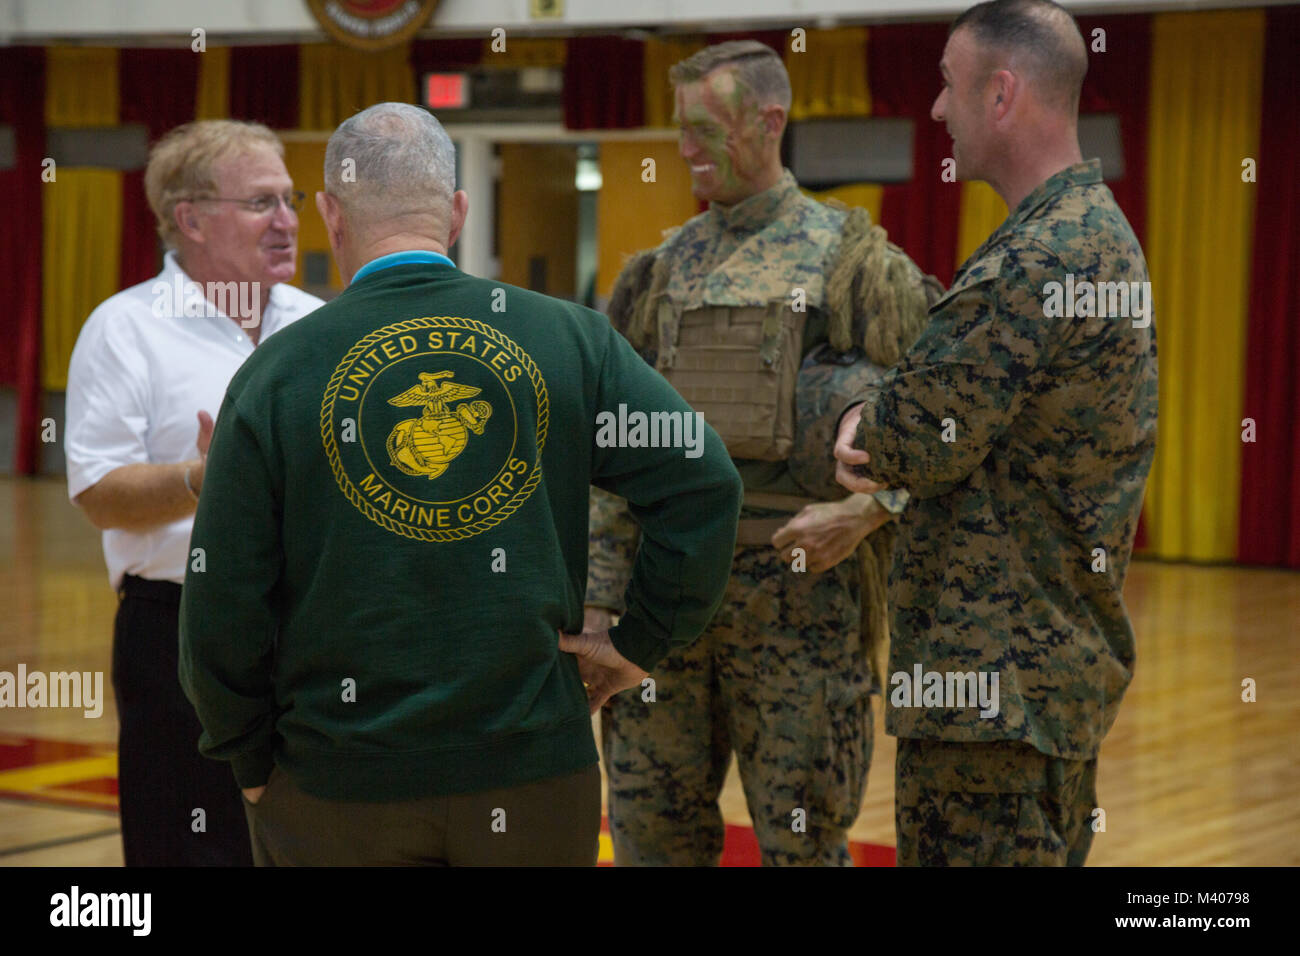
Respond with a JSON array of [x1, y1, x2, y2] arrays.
[[674, 67, 770, 204]]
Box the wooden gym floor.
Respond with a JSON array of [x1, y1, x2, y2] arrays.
[[1, 475, 1296, 866]]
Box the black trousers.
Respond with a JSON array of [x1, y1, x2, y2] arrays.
[[112, 575, 252, 866]]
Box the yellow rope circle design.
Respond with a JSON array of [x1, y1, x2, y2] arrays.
[[321, 316, 549, 542]]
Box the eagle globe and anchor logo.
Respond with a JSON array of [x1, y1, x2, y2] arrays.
[[322, 317, 548, 541], [386, 370, 492, 479]]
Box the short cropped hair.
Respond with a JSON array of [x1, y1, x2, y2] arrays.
[[951, 0, 1088, 112], [668, 40, 792, 114], [323, 102, 456, 225], [144, 120, 284, 250]]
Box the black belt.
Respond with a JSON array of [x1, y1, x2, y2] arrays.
[[119, 573, 183, 605]]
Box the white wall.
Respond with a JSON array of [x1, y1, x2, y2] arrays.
[[1, 0, 1292, 42]]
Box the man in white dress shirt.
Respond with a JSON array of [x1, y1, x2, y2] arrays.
[[65, 120, 323, 866]]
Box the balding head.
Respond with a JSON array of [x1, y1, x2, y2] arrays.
[[318, 102, 469, 284], [951, 0, 1088, 114], [324, 102, 457, 228]]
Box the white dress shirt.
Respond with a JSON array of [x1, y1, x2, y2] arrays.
[[65, 251, 324, 589]]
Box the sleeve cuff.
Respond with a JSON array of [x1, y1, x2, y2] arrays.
[[584, 581, 629, 614], [608, 613, 669, 673], [231, 748, 275, 789], [872, 488, 910, 515]]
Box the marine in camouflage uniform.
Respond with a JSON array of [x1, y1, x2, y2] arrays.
[[839, 3, 1158, 866], [842, 0, 1159, 868], [588, 42, 938, 866]]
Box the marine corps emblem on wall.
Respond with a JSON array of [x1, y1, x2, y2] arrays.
[[322, 317, 548, 541], [305, 0, 440, 51]]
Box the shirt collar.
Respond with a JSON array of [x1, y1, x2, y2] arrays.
[[709, 169, 802, 235], [1006, 159, 1103, 229], [351, 250, 455, 285], [162, 250, 290, 315]]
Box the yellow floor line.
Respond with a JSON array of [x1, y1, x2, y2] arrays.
[[0, 755, 118, 791]]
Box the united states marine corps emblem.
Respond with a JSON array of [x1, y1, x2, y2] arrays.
[[321, 316, 548, 542], [305, 0, 440, 52], [385, 371, 493, 479]]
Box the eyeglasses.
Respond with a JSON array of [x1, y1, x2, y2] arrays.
[[188, 191, 306, 215]]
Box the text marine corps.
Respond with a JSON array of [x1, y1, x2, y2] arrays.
[[355, 458, 529, 527], [335, 330, 523, 403]]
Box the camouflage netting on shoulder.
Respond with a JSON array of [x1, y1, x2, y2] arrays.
[[825, 208, 932, 367], [607, 249, 656, 340], [618, 250, 674, 358]]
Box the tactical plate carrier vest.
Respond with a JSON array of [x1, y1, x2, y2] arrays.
[[657, 300, 807, 462]]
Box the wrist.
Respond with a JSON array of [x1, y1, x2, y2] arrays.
[[842, 492, 877, 520], [183, 461, 203, 501]]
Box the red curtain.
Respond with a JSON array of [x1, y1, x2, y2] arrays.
[[410, 38, 483, 76], [563, 37, 643, 130], [1237, 5, 1300, 568], [1076, 15, 1150, 256], [0, 48, 46, 474], [229, 45, 299, 129], [868, 24, 962, 288], [119, 49, 200, 289]]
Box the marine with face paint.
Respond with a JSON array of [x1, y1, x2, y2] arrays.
[[587, 40, 939, 866]]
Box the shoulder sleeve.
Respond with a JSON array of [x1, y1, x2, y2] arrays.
[[852, 243, 1064, 497], [607, 250, 657, 339], [64, 307, 153, 500]]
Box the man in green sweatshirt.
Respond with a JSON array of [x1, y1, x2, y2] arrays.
[[178, 102, 742, 866]]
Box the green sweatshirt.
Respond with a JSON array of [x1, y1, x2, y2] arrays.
[[178, 261, 742, 800]]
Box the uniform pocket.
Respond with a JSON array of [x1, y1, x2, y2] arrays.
[[812, 676, 874, 830]]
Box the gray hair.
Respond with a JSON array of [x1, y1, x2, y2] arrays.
[[323, 102, 456, 222], [668, 40, 792, 114]]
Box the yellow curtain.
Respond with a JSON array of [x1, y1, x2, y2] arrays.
[[642, 35, 707, 128], [956, 180, 1008, 269], [43, 47, 122, 390], [804, 184, 883, 227], [45, 48, 119, 126], [596, 139, 697, 298], [1144, 10, 1264, 561], [299, 43, 415, 130], [281, 140, 343, 293], [43, 170, 124, 390], [481, 38, 567, 69], [196, 46, 231, 119], [786, 28, 870, 120]]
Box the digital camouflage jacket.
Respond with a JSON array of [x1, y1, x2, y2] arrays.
[[852, 160, 1158, 759]]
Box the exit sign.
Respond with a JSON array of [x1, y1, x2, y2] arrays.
[[425, 73, 468, 110]]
